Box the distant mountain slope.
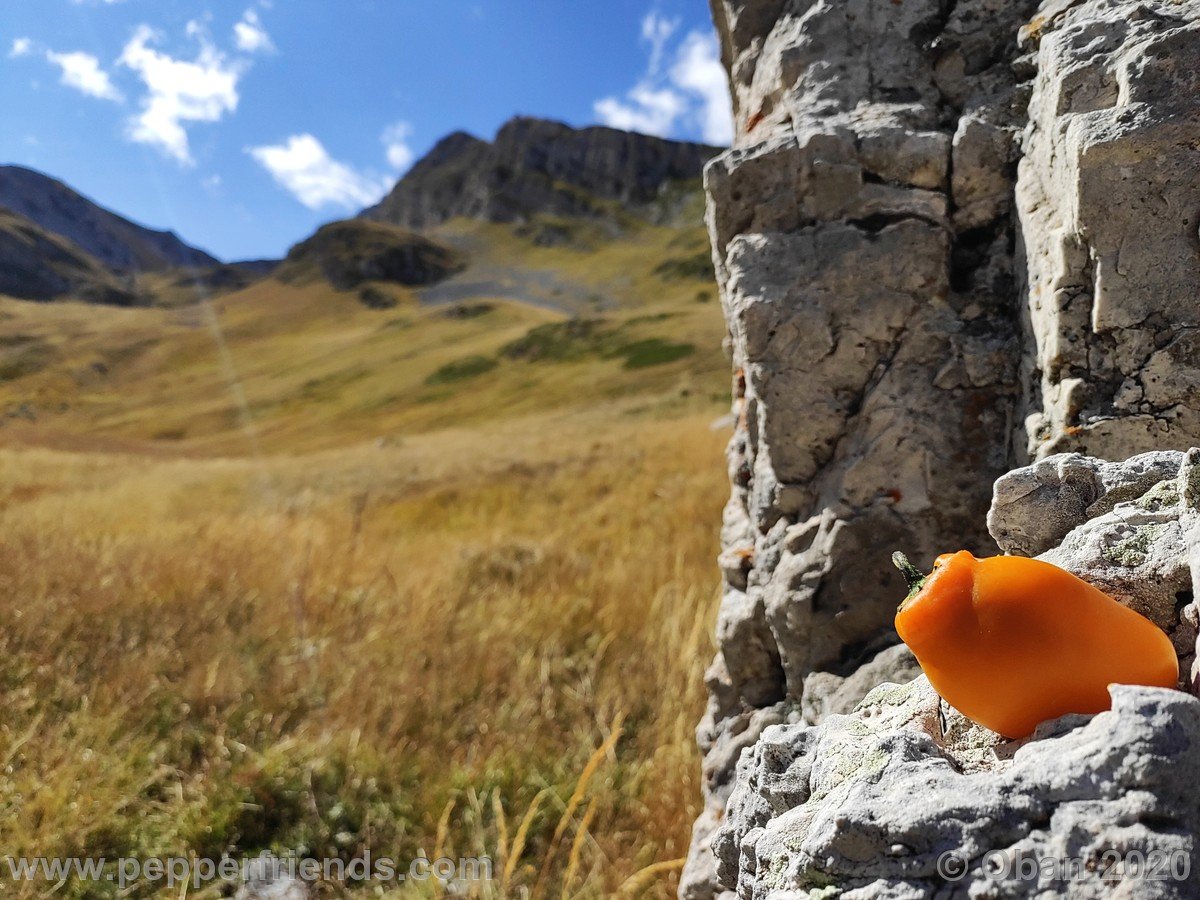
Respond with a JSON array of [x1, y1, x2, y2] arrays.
[[0, 209, 138, 305], [362, 117, 720, 230], [0, 165, 218, 273], [0, 201, 724, 451]]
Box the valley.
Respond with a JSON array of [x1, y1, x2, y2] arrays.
[[0, 118, 727, 897]]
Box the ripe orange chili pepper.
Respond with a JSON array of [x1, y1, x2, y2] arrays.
[[893, 550, 1178, 739]]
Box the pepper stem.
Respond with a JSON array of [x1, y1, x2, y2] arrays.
[[892, 551, 928, 608], [892, 552, 924, 591]]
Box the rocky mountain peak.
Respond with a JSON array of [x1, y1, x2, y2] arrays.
[[420, 130, 489, 165], [361, 116, 720, 230]]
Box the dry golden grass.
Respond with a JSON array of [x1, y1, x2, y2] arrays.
[[0, 216, 730, 897], [0, 411, 726, 897]]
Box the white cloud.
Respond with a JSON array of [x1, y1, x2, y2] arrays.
[[641, 12, 679, 76], [10, 39, 123, 103], [595, 85, 686, 138], [233, 9, 274, 53], [118, 24, 242, 164], [249, 134, 392, 210], [381, 121, 415, 171], [670, 33, 733, 145], [594, 14, 732, 146], [45, 50, 123, 101]]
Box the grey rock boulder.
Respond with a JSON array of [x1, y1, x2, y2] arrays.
[[712, 448, 1200, 897], [991, 449, 1199, 639], [988, 451, 1189, 557], [799, 644, 921, 726], [715, 680, 1199, 898]]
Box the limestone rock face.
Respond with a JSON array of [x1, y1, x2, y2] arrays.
[[689, 0, 1200, 895], [708, 449, 1200, 897], [688, 0, 1036, 892], [716, 681, 1200, 898], [1017, 1, 1200, 459]]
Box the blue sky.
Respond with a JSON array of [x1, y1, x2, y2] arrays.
[[0, 0, 729, 262]]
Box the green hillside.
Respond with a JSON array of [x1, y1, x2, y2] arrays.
[[0, 208, 724, 454]]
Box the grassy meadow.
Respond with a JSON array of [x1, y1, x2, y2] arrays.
[[0, 214, 731, 897]]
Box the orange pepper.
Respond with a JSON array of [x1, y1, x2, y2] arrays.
[[893, 550, 1179, 739]]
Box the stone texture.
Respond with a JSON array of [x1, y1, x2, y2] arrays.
[[987, 449, 1188, 557], [710, 450, 1200, 897], [679, 807, 730, 900], [799, 644, 921, 727], [993, 448, 1200, 681], [716, 680, 1200, 898], [999, 450, 1199, 631], [689, 0, 1200, 895], [1016, 1, 1200, 459], [686, 0, 1038, 890]]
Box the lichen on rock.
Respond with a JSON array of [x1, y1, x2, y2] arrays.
[[708, 450, 1200, 897], [716, 680, 1200, 898], [687, 0, 1200, 896]]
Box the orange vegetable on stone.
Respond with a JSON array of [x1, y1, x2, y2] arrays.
[[893, 550, 1179, 739]]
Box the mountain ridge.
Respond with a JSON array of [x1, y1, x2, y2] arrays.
[[361, 116, 721, 230], [0, 207, 139, 305], [0, 164, 218, 274], [0, 119, 718, 305]]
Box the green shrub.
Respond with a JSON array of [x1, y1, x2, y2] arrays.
[[500, 320, 607, 362], [502, 321, 695, 370], [616, 339, 695, 369], [440, 302, 495, 319], [0, 336, 52, 380], [425, 355, 498, 385], [653, 252, 715, 282]]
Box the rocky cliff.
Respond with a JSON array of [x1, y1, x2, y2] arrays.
[[362, 116, 720, 229], [0, 165, 218, 274], [686, 0, 1200, 896]]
